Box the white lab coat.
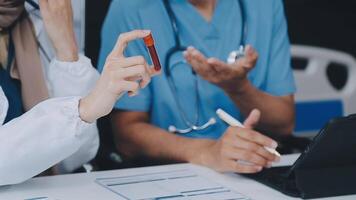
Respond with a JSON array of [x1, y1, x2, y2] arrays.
[[0, 55, 100, 186], [0, 1, 100, 186], [25, 2, 101, 174]]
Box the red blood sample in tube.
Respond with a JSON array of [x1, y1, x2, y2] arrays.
[[143, 33, 161, 71]]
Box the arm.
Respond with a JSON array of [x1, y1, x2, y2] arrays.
[[226, 80, 295, 135], [184, 1, 296, 135], [0, 29, 158, 186], [113, 110, 280, 173], [48, 57, 100, 172], [0, 97, 89, 186], [112, 111, 210, 162], [39, 0, 100, 173], [231, 0, 296, 135], [185, 47, 294, 135]]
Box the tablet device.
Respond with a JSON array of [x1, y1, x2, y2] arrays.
[[243, 114, 356, 199]]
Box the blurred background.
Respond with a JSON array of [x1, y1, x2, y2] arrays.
[[80, 0, 356, 169]]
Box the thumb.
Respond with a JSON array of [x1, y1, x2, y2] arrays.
[[243, 109, 261, 129]]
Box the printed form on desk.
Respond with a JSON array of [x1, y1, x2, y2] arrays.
[[96, 169, 251, 200]]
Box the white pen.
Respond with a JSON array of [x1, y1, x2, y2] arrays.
[[216, 109, 281, 157]]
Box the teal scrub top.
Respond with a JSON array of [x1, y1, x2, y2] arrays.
[[98, 0, 296, 139]]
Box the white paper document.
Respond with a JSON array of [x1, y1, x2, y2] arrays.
[[96, 169, 251, 200]]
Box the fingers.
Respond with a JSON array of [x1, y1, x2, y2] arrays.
[[106, 52, 161, 89], [207, 58, 230, 74], [243, 109, 261, 129], [184, 46, 223, 83], [139, 62, 151, 88], [148, 67, 162, 77], [110, 30, 151, 58], [187, 46, 206, 63], [119, 65, 147, 81], [108, 62, 151, 89], [226, 148, 269, 167], [108, 55, 160, 75], [234, 163, 263, 174], [232, 137, 278, 163], [234, 45, 258, 70], [235, 127, 278, 149], [109, 56, 146, 68], [184, 46, 210, 74], [120, 81, 140, 97], [227, 160, 262, 174]]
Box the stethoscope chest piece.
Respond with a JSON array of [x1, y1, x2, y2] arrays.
[[227, 45, 245, 64]]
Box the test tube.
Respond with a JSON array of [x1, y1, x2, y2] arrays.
[[143, 33, 162, 71]]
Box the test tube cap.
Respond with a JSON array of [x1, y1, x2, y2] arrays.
[[143, 33, 155, 47]]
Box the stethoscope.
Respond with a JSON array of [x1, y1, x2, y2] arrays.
[[24, 0, 52, 63], [162, 0, 247, 134]]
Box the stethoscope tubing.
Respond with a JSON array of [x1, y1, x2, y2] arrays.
[[162, 0, 247, 133]]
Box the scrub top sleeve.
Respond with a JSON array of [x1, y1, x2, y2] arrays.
[[265, 0, 297, 96], [98, 0, 152, 112]]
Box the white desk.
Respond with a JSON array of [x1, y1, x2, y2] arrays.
[[0, 155, 355, 200]]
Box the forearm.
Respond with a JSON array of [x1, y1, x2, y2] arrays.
[[114, 121, 214, 163], [0, 97, 88, 185], [227, 80, 295, 135], [48, 55, 100, 98], [55, 123, 99, 173]]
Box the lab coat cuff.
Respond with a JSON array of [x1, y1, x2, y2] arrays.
[[62, 97, 94, 139], [52, 54, 93, 77]]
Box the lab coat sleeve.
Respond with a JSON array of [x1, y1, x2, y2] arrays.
[[0, 97, 91, 186], [47, 55, 100, 173]]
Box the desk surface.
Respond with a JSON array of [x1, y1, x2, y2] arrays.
[[0, 154, 355, 200]]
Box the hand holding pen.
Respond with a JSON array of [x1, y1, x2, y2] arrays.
[[217, 109, 281, 157], [190, 108, 280, 174]]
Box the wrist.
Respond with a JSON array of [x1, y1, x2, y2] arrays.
[[224, 78, 252, 96], [55, 44, 79, 62], [185, 139, 215, 165], [79, 94, 97, 123]]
